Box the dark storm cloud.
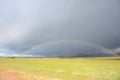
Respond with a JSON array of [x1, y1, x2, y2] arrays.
[[0, 0, 120, 54]]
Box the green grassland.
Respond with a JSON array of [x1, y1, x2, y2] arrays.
[[0, 57, 120, 80]]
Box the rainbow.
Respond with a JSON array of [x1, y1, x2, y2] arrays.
[[21, 40, 117, 56]]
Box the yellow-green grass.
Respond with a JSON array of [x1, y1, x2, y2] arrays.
[[0, 57, 120, 80]]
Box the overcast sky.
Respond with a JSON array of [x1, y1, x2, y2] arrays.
[[0, 0, 120, 55]]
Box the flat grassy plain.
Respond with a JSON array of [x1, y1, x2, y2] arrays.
[[0, 58, 120, 80]]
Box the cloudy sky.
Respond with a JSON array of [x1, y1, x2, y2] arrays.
[[0, 0, 120, 56]]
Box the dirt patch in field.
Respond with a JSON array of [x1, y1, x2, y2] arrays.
[[0, 71, 61, 80], [0, 71, 17, 80]]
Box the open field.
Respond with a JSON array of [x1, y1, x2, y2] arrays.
[[0, 58, 120, 80]]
